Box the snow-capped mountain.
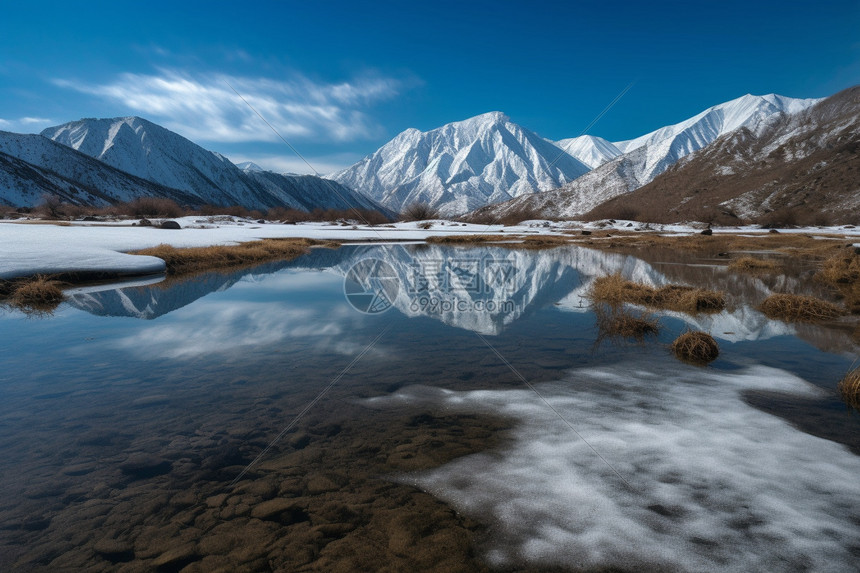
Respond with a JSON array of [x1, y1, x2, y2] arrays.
[[554, 135, 622, 169], [469, 93, 821, 221], [235, 161, 264, 172], [586, 86, 860, 224], [42, 117, 269, 207], [329, 112, 590, 216], [0, 131, 198, 208], [40, 117, 388, 214]]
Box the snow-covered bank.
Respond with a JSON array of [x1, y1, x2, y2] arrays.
[[0, 218, 497, 280], [2, 216, 859, 281]]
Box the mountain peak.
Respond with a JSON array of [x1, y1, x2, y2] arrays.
[[330, 110, 588, 215], [235, 161, 265, 172], [456, 111, 510, 128]]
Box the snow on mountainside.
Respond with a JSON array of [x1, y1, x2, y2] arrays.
[[585, 86, 860, 224], [43, 117, 263, 206], [470, 93, 820, 221], [329, 112, 590, 216], [0, 131, 198, 208], [554, 135, 622, 169], [40, 117, 387, 214]]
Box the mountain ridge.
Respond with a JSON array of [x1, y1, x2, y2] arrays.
[[468, 92, 822, 221], [13, 116, 388, 214], [0, 130, 200, 208]]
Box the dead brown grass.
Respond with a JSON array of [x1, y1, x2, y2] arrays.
[[759, 293, 845, 322], [837, 367, 860, 413], [672, 331, 720, 365], [588, 273, 726, 315], [728, 256, 781, 273], [567, 231, 848, 260], [815, 250, 860, 315], [1, 276, 66, 315], [132, 238, 336, 275], [519, 235, 572, 249], [594, 305, 660, 341]]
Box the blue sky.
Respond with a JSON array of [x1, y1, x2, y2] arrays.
[[1, 0, 858, 173]]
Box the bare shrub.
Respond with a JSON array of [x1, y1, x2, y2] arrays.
[[36, 194, 65, 219], [198, 204, 249, 218], [320, 208, 391, 224], [266, 207, 312, 222], [122, 197, 184, 218], [417, 221, 433, 229], [757, 208, 799, 228], [672, 331, 720, 365], [759, 293, 845, 322], [400, 202, 440, 222], [63, 203, 94, 219]]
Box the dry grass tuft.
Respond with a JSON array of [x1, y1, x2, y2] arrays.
[[132, 238, 331, 275], [594, 305, 659, 341], [728, 256, 781, 273], [815, 251, 860, 314], [3, 276, 66, 315], [519, 235, 572, 249], [759, 293, 845, 322], [588, 274, 726, 315], [672, 331, 720, 365], [837, 367, 860, 413]]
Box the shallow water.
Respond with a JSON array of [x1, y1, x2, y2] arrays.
[[0, 244, 858, 571]]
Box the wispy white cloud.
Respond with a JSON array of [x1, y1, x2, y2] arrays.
[[0, 116, 55, 132], [54, 68, 407, 144]]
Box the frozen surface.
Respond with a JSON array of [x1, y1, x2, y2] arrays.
[[373, 361, 860, 572]]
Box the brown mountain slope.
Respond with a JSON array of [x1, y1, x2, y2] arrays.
[[584, 86, 860, 225]]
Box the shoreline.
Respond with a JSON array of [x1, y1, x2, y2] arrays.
[[2, 216, 859, 307]]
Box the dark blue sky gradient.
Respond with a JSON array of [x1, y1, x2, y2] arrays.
[[1, 0, 858, 172]]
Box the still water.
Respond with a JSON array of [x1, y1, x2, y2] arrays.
[[1, 244, 858, 572]]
